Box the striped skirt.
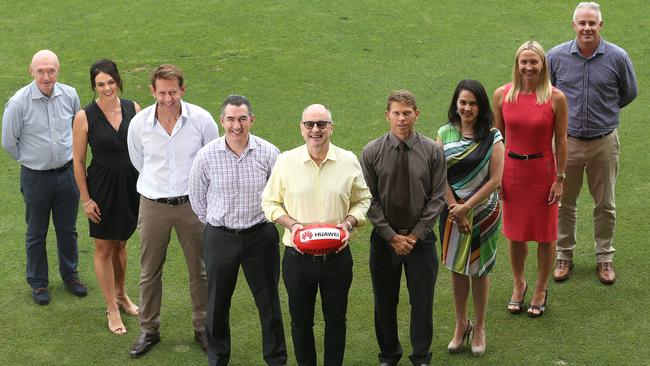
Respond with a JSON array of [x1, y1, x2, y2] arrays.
[[439, 199, 501, 277]]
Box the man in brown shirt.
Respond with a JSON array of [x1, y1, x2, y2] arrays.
[[361, 90, 446, 366]]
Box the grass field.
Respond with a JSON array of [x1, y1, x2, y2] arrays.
[[1, 1, 648, 365]]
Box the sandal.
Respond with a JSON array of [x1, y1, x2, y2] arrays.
[[527, 289, 548, 318], [106, 309, 126, 335], [507, 282, 528, 314], [117, 296, 139, 316]]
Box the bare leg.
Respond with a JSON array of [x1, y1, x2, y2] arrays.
[[449, 272, 470, 347], [471, 275, 489, 350], [95, 239, 125, 334], [114, 240, 138, 315], [508, 240, 528, 312], [528, 241, 555, 315], [95, 239, 119, 311]]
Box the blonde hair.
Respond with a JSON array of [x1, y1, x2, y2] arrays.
[[505, 41, 552, 105]]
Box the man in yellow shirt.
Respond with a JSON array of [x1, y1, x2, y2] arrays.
[[262, 104, 371, 366]]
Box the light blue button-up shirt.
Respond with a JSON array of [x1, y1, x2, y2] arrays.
[[2, 81, 80, 170]]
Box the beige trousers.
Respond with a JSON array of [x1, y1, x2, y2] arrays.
[[557, 129, 619, 263], [137, 196, 207, 334]]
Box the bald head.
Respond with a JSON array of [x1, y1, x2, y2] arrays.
[[301, 104, 332, 122], [31, 50, 59, 69], [30, 50, 60, 97]]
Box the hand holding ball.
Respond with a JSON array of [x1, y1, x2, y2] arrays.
[[292, 223, 349, 255]]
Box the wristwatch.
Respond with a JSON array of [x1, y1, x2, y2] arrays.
[[556, 172, 566, 179]]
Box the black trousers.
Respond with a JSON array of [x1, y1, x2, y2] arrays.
[[203, 223, 287, 366], [282, 246, 353, 366], [369, 229, 438, 365]]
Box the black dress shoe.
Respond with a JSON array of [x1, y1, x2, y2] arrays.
[[379, 363, 397, 366], [194, 330, 208, 352], [129, 332, 160, 358], [32, 287, 50, 305], [64, 279, 88, 297]]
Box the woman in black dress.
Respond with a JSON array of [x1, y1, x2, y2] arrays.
[[72, 59, 141, 335]]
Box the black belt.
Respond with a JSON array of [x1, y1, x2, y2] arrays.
[[507, 151, 544, 160], [24, 160, 72, 173], [147, 195, 189, 206], [287, 246, 343, 262], [391, 226, 414, 235], [215, 221, 268, 235], [568, 130, 613, 141]]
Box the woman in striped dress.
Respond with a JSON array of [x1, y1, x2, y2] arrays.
[[437, 80, 504, 357]]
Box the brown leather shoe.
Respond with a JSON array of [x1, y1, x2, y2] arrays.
[[553, 259, 573, 282], [596, 262, 616, 285]]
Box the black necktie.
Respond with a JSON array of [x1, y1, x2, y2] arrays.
[[392, 141, 411, 221]]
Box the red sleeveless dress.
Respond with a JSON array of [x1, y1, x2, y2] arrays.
[[501, 83, 557, 242]]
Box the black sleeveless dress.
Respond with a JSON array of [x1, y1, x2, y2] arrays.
[[85, 99, 139, 240]]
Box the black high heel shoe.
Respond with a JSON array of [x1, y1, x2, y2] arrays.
[[447, 320, 474, 354], [527, 289, 548, 318], [507, 282, 528, 314]]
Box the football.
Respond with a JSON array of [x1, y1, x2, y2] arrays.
[[293, 223, 349, 255]]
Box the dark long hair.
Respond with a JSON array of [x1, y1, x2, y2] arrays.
[[89, 59, 123, 95], [447, 79, 493, 141]]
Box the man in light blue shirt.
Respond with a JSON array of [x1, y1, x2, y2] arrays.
[[547, 2, 638, 285], [2, 50, 87, 305]]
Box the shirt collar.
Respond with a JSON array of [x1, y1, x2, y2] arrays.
[[218, 134, 257, 153], [147, 99, 188, 127], [388, 131, 417, 150], [300, 143, 337, 164], [30, 81, 62, 100], [570, 38, 606, 57]]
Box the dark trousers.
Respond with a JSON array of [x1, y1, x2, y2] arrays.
[[369, 229, 438, 365], [20, 164, 79, 289], [282, 246, 353, 366], [203, 223, 287, 366]]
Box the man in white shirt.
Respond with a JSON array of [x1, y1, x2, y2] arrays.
[[126, 64, 219, 358]]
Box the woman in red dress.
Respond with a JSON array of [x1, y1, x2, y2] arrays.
[[493, 41, 568, 317]]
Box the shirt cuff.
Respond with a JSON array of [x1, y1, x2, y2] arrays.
[[411, 222, 431, 241], [376, 225, 397, 242]]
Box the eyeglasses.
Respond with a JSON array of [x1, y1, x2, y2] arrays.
[[302, 120, 332, 130]]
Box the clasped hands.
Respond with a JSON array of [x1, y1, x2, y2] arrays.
[[448, 202, 471, 234], [390, 233, 418, 256]]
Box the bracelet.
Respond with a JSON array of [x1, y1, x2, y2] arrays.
[[82, 199, 93, 207], [556, 172, 566, 179], [290, 222, 301, 230]]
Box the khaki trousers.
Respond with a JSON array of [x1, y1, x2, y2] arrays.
[[137, 196, 207, 334], [557, 129, 619, 263]]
